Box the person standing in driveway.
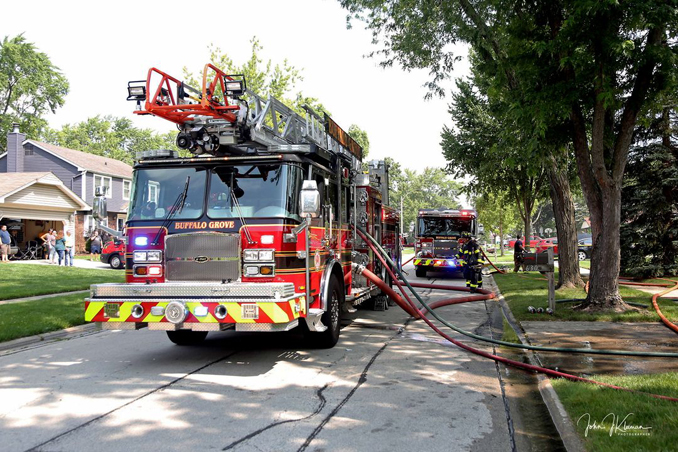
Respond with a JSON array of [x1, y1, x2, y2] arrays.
[[54, 230, 67, 266], [90, 232, 102, 262], [0, 225, 11, 263], [41, 229, 57, 264], [65, 230, 75, 266]]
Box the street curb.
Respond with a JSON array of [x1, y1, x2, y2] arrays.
[[0, 323, 101, 355], [487, 275, 586, 452]]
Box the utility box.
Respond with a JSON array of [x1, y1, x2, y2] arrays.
[[523, 248, 556, 312], [522, 252, 554, 272]]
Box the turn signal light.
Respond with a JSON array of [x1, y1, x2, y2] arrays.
[[259, 265, 274, 275], [135, 266, 148, 275]]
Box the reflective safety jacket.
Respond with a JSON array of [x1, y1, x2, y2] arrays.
[[460, 241, 485, 267]]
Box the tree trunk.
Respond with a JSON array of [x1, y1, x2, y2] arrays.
[[585, 183, 628, 310], [547, 155, 584, 288]]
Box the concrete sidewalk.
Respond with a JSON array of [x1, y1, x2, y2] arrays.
[[8, 257, 113, 270]]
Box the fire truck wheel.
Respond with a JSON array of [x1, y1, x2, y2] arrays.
[[415, 267, 427, 278], [317, 276, 343, 348], [166, 330, 208, 345]]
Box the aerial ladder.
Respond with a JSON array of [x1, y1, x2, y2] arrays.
[[126, 64, 362, 163]]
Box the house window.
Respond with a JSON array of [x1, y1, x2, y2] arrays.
[[122, 180, 131, 200], [148, 182, 159, 204], [93, 174, 112, 199]]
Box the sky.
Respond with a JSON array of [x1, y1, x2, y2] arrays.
[[4, 0, 470, 176]]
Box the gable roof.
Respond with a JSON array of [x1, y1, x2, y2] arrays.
[[27, 140, 133, 179], [0, 172, 90, 209]]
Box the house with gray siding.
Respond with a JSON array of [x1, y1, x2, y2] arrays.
[[1, 124, 133, 252]]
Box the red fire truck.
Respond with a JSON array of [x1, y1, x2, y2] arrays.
[[85, 63, 399, 347], [413, 208, 478, 278]]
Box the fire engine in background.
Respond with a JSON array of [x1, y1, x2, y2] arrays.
[[413, 208, 479, 278], [85, 63, 399, 347]]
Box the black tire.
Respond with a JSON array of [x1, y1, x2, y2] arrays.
[[316, 276, 343, 348], [578, 251, 588, 261], [110, 254, 123, 269], [415, 266, 427, 278], [166, 330, 208, 345]]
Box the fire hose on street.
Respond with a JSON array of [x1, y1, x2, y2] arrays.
[[354, 226, 678, 402]]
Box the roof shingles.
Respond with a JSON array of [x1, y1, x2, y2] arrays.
[[28, 140, 133, 179]]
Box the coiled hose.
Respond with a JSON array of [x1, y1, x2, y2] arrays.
[[354, 226, 678, 402]]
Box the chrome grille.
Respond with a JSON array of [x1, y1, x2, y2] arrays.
[[434, 239, 459, 258], [165, 232, 240, 282]]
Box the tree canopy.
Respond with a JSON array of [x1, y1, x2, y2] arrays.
[[43, 116, 177, 165], [0, 34, 69, 151]]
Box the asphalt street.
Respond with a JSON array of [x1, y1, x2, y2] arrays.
[[0, 263, 514, 452]]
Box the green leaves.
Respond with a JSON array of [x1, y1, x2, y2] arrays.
[[42, 116, 178, 165], [0, 34, 69, 150]]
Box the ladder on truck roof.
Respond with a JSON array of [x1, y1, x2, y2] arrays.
[[127, 63, 362, 164]]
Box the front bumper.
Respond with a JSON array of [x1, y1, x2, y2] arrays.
[[85, 282, 306, 331], [413, 258, 463, 269]]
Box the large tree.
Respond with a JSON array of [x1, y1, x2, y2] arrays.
[[339, 0, 676, 306], [0, 34, 69, 150], [43, 116, 177, 165], [621, 105, 678, 277]]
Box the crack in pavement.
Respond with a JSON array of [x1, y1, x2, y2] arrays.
[[296, 320, 410, 452], [25, 351, 240, 452], [222, 384, 329, 451]]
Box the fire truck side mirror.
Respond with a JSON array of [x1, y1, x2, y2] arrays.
[[300, 180, 321, 218]]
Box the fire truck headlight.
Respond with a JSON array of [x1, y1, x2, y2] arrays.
[[146, 250, 162, 262], [133, 251, 147, 262], [245, 265, 259, 276], [147, 265, 162, 276], [244, 250, 259, 262], [258, 250, 274, 261]]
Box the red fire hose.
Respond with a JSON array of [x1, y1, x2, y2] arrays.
[[355, 227, 678, 403]]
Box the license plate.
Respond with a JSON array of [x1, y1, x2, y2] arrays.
[[104, 303, 120, 318], [241, 304, 259, 320]]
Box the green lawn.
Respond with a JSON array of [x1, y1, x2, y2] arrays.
[[0, 264, 124, 300], [493, 272, 678, 322], [0, 293, 90, 342], [552, 373, 678, 452], [579, 260, 591, 269]]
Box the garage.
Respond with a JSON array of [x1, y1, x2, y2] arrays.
[[0, 172, 89, 259]]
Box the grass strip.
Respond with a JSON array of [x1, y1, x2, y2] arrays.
[[552, 372, 678, 452], [493, 272, 678, 322], [0, 293, 89, 343], [0, 264, 123, 300]]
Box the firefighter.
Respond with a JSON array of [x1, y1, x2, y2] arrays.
[[461, 235, 485, 293]]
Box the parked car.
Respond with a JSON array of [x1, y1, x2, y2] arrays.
[[101, 239, 125, 269], [536, 237, 558, 255], [508, 236, 542, 250], [577, 237, 592, 260]]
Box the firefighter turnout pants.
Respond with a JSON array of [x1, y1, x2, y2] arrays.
[[463, 265, 483, 291]]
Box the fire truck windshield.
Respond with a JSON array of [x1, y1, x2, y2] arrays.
[[417, 217, 474, 237], [128, 164, 303, 221], [129, 167, 207, 220], [208, 164, 302, 220]]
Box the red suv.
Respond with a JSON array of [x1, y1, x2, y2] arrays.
[[536, 238, 558, 255], [101, 239, 125, 269], [508, 236, 542, 249]]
